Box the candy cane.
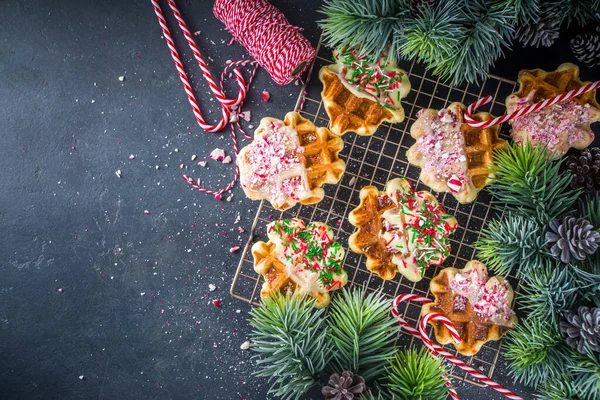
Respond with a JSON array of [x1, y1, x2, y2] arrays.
[[392, 294, 523, 400], [151, 0, 257, 199], [464, 80, 600, 128]]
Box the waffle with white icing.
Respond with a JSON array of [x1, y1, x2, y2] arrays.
[[237, 112, 346, 211], [506, 63, 600, 155], [408, 103, 505, 204], [348, 178, 457, 282], [252, 218, 348, 309], [319, 50, 411, 136], [422, 261, 518, 356]]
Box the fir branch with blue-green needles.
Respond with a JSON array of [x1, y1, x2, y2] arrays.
[[384, 347, 451, 400], [488, 141, 580, 224], [249, 292, 331, 400], [519, 261, 581, 325], [475, 213, 547, 277], [504, 316, 569, 388], [535, 380, 581, 400], [496, 0, 541, 25], [327, 288, 399, 381], [569, 353, 600, 400]]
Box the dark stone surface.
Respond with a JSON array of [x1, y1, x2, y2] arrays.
[[0, 1, 597, 399]]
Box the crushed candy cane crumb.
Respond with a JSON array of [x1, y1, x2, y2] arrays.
[[210, 148, 226, 161]]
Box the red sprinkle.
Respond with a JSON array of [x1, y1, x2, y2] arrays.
[[213, 299, 221, 307], [230, 245, 241, 253]]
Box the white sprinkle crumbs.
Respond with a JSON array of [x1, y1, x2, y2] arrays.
[[240, 340, 250, 350], [208, 283, 216, 292], [248, 124, 254, 129], [91, 100, 96, 104], [193, 31, 201, 36], [144, 210, 150, 215], [115, 170, 122, 178], [222, 156, 232, 164], [226, 194, 233, 202], [198, 161, 207, 167], [79, 375, 84, 380], [230, 245, 241, 253], [155, 165, 160, 170], [174, 148, 179, 152], [349, 176, 356, 186], [129, 154, 135, 160], [235, 309, 241, 314], [140, 292, 145, 296], [179, 164, 184, 169], [210, 148, 226, 161], [58, 288, 63, 293], [118, 76, 125, 82], [191, 155, 197, 161]]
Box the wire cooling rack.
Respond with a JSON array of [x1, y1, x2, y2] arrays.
[[231, 37, 522, 388]]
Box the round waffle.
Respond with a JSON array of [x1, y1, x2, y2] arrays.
[[348, 178, 458, 282], [408, 102, 506, 204], [237, 112, 346, 210], [422, 261, 518, 356]]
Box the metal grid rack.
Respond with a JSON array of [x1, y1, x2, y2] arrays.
[[231, 38, 522, 388]]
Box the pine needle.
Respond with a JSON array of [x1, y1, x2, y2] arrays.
[[489, 141, 580, 224], [569, 353, 600, 400], [327, 288, 399, 381], [519, 261, 580, 325], [384, 347, 451, 400], [249, 292, 331, 400], [504, 316, 568, 388], [535, 379, 580, 400], [475, 213, 547, 277], [496, 0, 541, 25]]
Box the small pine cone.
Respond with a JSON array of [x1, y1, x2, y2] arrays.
[[571, 27, 600, 68], [517, 5, 561, 48], [322, 371, 366, 400], [560, 306, 600, 354], [567, 147, 600, 192], [545, 217, 600, 264]]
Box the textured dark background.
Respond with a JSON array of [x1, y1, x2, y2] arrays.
[[0, 1, 598, 399]]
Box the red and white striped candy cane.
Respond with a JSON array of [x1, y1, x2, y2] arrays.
[[151, 0, 257, 199], [464, 80, 600, 128], [392, 294, 524, 400]]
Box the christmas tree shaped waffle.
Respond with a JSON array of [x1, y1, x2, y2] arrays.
[[252, 218, 348, 309], [505, 63, 600, 155], [408, 102, 506, 204], [348, 178, 457, 282], [319, 49, 411, 136], [422, 260, 518, 356], [237, 112, 346, 211]]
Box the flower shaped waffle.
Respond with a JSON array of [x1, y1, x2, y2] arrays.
[[348, 178, 458, 282], [319, 49, 411, 136], [237, 112, 346, 211], [252, 218, 348, 309], [421, 261, 518, 356], [408, 102, 505, 204], [506, 63, 600, 155]]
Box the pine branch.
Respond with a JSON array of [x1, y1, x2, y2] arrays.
[[384, 347, 451, 400], [249, 292, 331, 400], [318, 0, 409, 63], [475, 213, 547, 277], [553, 0, 600, 27], [577, 193, 600, 276], [327, 288, 400, 381], [489, 141, 580, 224], [569, 353, 600, 400], [505, 316, 569, 388], [496, 0, 541, 26], [520, 261, 581, 325], [535, 379, 581, 400]]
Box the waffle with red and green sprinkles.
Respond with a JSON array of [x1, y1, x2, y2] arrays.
[[252, 218, 348, 308], [319, 48, 411, 136], [348, 178, 458, 282]]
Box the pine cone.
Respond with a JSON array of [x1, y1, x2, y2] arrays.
[[567, 147, 600, 192], [560, 306, 600, 354], [322, 371, 365, 400], [545, 217, 600, 264], [410, 0, 435, 15], [571, 27, 600, 68], [517, 4, 561, 48]]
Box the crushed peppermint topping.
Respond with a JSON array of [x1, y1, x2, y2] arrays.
[[379, 182, 457, 277], [450, 267, 514, 322], [210, 148, 226, 161], [509, 96, 592, 154], [415, 107, 468, 190], [268, 219, 345, 291], [240, 121, 310, 207]]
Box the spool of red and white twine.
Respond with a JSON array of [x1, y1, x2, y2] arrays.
[[150, 0, 315, 199], [464, 80, 600, 129], [391, 294, 523, 400]]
